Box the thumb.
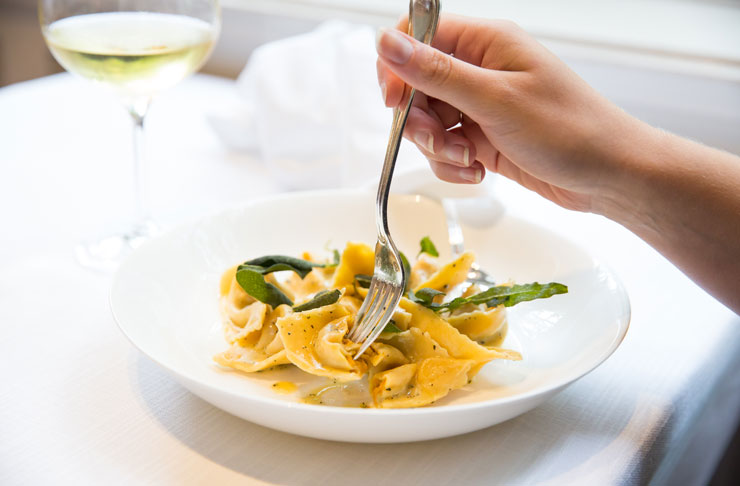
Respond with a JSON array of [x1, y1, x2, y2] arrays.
[[376, 28, 495, 116]]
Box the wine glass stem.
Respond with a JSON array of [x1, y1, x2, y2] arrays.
[[128, 98, 151, 231]]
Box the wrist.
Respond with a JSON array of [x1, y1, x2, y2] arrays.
[[587, 114, 665, 226], [589, 120, 740, 313]]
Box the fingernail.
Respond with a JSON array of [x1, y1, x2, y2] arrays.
[[376, 28, 413, 64], [414, 132, 435, 154], [380, 82, 387, 104], [444, 144, 470, 166], [460, 167, 481, 183]]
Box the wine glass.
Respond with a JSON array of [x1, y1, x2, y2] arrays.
[[39, 0, 220, 271]]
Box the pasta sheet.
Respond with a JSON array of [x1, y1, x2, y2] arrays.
[[214, 242, 521, 408]]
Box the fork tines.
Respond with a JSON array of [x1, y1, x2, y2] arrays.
[[349, 279, 402, 358]]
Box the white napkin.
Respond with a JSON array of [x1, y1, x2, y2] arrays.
[[212, 21, 428, 189]]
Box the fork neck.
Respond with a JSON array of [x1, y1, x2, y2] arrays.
[[376, 94, 416, 240]]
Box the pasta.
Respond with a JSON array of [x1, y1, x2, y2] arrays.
[[213, 240, 549, 409]]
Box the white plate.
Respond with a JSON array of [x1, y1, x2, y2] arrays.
[[110, 189, 630, 443]]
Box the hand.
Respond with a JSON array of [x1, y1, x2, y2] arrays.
[[376, 14, 640, 212], [378, 14, 740, 313]]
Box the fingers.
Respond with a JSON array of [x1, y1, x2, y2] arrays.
[[405, 106, 442, 154], [459, 117, 501, 171], [404, 107, 476, 167], [404, 106, 487, 185], [377, 59, 405, 108], [378, 60, 464, 128], [375, 27, 497, 116], [428, 98, 461, 129], [429, 160, 485, 184]]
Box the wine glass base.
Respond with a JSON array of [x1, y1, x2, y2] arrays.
[[75, 220, 159, 272]]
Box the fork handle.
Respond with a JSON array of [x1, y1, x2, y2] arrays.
[[376, 0, 440, 240]]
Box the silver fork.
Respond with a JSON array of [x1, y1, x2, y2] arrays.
[[349, 0, 440, 358]]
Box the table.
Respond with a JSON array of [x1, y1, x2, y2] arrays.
[[1, 74, 738, 485]]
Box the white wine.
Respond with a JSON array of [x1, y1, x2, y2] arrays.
[[44, 12, 216, 100]]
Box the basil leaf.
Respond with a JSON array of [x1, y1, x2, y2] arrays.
[[236, 267, 293, 308], [418, 236, 439, 257], [240, 255, 325, 279], [382, 320, 402, 333], [293, 289, 341, 312], [399, 251, 411, 294], [354, 274, 372, 289]]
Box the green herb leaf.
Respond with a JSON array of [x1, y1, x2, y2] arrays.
[[399, 251, 411, 294], [418, 236, 439, 257], [382, 320, 403, 333], [240, 255, 326, 279], [331, 249, 341, 267], [293, 289, 342, 312], [354, 274, 372, 289], [477, 282, 568, 308], [235, 267, 293, 308], [408, 288, 446, 309], [411, 282, 568, 313]]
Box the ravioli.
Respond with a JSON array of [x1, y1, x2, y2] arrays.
[[446, 306, 508, 345], [397, 298, 507, 366], [214, 241, 533, 408], [276, 303, 367, 381], [370, 358, 475, 408], [214, 302, 292, 372]]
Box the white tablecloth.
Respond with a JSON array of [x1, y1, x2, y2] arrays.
[[1, 74, 738, 485]]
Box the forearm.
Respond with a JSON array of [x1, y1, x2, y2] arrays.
[[596, 119, 740, 314]]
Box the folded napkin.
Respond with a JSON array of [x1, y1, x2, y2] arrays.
[[211, 21, 432, 189]]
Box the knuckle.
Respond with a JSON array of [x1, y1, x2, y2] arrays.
[[487, 73, 520, 109], [421, 51, 454, 86], [493, 75, 517, 100]]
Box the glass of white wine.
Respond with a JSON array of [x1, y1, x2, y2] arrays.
[[39, 0, 220, 270]]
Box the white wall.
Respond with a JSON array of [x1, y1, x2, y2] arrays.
[[2, 0, 738, 154]]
